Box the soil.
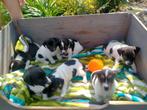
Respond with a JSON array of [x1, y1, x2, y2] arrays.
[[127, 0, 147, 27]]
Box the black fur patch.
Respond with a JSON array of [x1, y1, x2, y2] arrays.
[[45, 75, 64, 97], [23, 66, 47, 86], [72, 68, 77, 77], [69, 39, 75, 52], [91, 69, 115, 84], [64, 60, 76, 66], [103, 43, 108, 49], [110, 48, 113, 54], [53, 56, 57, 60], [38, 54, 43, 58], [43, 38, 61, 52], [45, 58, 49, 62]]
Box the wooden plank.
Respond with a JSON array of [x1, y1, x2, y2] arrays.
[[0, 30, 4, 74], [0, 22, 18, 74], [1, 95, 147, 110], [18, 13, 130, 48], [127, 14, 147, 82]]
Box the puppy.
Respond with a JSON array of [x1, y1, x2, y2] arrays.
[[60, 38, 83, 59], [50, 58, 87, 98], [104, 40, 140, 71], [91, 68, 117, 104], [10, 41, 39, 72], [35, 38, 62, 64], [23, 66, 64, 100]]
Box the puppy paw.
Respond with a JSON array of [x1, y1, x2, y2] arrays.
[[42, 94, 49, 100], [50, 60, 56, 64], [57, 55, 62, 61], [82, 79, 88, 84]]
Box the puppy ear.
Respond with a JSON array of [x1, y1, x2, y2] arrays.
[[117, 49, 123, 56], [103, 43, 108, 49], [134, 46, 140, 54], [23, 70, 33, 85]]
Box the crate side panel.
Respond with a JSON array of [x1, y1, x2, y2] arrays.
[[18, 13, 130, 48], [127, 14, 147, 82], [0, 30, 4, 74], [0, 22, 18, 74]]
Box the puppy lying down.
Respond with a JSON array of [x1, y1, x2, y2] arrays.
[[23, 58, 87, 100], [104, 40, 140, 72], [35, 38, 84, 64]]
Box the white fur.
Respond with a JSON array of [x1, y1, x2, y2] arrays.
[[92, 75, 116, 103], [104, 40, 137, 72], [42, 94, 49, 100], [53, 58, 87, 98], [28, 85, 45, 93], [35, 45, 61, 64], [104, 40, 128, 62], [68, 41, 83, 59]]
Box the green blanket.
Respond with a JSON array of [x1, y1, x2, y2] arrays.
[[0, 46, 147, 107]]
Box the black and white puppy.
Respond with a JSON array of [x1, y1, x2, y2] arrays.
[[35, 38, 62, 64], [10, 41, 39, 72], [104, 40, 140, 71], [50, 58, 87, 98], [59, 38, 84, 59], [23, 66, 64, 100], [91, 68, 117, 104]]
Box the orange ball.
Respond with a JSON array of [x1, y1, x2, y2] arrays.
[[88, 59, 104, 72]]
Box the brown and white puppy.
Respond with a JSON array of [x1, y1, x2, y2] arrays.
[[104, 40, 140, 71], [91, 68, 117, 104]]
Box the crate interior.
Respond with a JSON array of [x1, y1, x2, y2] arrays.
[[0, 13, 147, 109]]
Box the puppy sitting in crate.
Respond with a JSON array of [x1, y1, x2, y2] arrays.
[[59, 38, 84, 59], [35, 38, 62, 64], [35, 37, 84, 64], [23, 66, 64, 100], [91, 68, 117, 104], [49, 58, 87, 99], [104, 40, 140, 71]]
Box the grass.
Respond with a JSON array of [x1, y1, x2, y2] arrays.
[[0, 0, 128, 28]]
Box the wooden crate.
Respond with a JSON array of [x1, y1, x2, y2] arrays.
[[0, 12, 147, 110]]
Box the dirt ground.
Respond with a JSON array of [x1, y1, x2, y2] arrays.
[[131, 0, 147, 8], [128, 0, 147, 27]]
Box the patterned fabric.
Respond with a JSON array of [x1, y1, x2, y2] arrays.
[[0, 46, 147, 107]]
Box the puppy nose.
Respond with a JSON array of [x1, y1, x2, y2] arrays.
[[125, 61, 132, 65], [104, 86, 109, 91]]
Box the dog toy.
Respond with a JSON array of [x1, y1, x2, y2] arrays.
[[88, 59, 104, 72], [15, 35, 32, 53]]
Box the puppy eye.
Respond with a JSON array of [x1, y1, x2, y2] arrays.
[[38, 54, 43, 58], [45, 58, 49, 62], [99, 75, 105, 82]]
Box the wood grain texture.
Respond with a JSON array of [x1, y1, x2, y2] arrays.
[[127, 14, 147, 82], [17, 13, 130, 48], [0, 95, 147, 110], [0, 22, 17, 74], [1, 13, 147, 110]]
